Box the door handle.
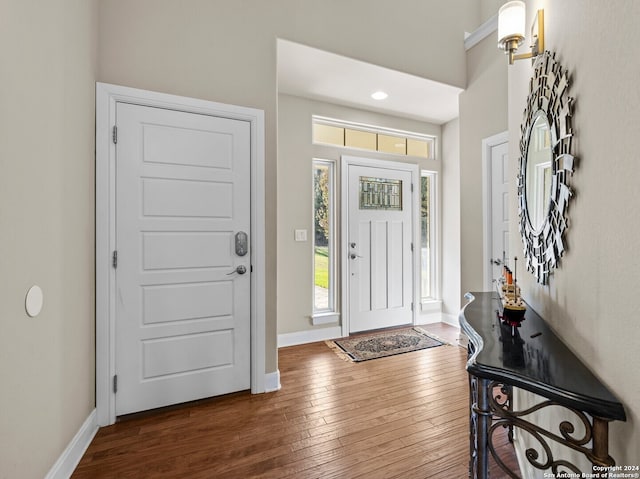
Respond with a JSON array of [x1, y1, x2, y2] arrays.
[[491, 258, 502, 265], [350, 253, 363, 260], [227, 265, 247, 275]]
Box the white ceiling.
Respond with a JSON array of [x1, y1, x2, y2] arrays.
[[277, 39, 463, 125]]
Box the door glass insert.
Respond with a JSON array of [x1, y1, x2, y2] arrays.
[[359, 177, 402, 210]]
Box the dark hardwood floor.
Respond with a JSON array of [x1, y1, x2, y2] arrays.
[[73, 323, 519, 478]]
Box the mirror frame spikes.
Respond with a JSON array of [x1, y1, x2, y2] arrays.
[[518, 51, 576, 284]]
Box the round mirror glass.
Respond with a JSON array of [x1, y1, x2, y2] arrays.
[[525, 111, 553, 232]]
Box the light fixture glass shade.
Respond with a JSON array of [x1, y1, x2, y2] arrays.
[[498, 0, 526, 47]]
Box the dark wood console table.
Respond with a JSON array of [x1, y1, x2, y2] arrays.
[[459, 292, 626, 478]]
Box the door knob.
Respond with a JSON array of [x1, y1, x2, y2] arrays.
[[350, 253, 363, 260], [227, 265, 247, 275]]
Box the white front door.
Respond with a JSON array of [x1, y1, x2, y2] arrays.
[[115, 103, 251, 416], [347, 163, 414, 333], [490, 140, 510, 282]]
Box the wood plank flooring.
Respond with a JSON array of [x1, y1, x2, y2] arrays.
[[73, 323, 519, 478]]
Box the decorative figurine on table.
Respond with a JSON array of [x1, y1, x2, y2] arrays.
[[499, 257, 527, 327]]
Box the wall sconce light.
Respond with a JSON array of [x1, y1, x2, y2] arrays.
[[498, 1, 545, 64]]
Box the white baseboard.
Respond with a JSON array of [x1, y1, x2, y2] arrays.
[[441, 313, 459, 328], [416, 310, 460, 327], [513, 436, 533, 479], [416, 312, 443, 325], [278, 326, 343, 348], [439, 314, 467, 347], [45, 409, 98, 479], [264, 370, 281, 392], [278, 318, 461, 347]]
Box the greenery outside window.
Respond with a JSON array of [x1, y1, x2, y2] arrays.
[[313, 159, 335, 313], [421, 171, 437, 301]]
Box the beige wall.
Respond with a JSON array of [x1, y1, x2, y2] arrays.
[[0, 1, 98, 478], [6, 0, 594, 476], [277, 94, 442, 335], [0, 2, 482, 476], [441, 118, 462, 316], [97, 0, 480, 372], [509, 0, 640, 468], [98, 0, 282, 372], [479, 0, 506, 24], [459, 33, 508, 295]]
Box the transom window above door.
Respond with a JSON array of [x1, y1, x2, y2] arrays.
[[312, 117, 435, 160]]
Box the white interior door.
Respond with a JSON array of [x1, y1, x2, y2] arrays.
[[490, 141, 510, 282], [115, 102, 251, 416], [347, 164, 414, 333]]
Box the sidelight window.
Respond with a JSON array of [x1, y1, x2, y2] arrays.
[[313, 159, 336, 313], [421, 171, 437, 301]]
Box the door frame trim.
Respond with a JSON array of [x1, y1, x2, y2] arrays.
[[340, 155, 420, 337], [482, 131, 509, 291], [95, 82, 266, 426]]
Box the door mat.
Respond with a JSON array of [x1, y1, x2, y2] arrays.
[[326, 327, 446, 362]]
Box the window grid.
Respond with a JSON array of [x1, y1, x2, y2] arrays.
[[313, 119, 435, 160]]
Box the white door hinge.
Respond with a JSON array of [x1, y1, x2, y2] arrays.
[[112, 125, 118, 144], [112, 250, 118, 269]]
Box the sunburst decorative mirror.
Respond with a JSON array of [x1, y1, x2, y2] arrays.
[[517, 51, 577, 284]]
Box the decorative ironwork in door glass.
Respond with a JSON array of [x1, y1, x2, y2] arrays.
[[359, 177, 402, 210]]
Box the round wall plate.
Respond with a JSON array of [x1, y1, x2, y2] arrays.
[[26, 285, 44, 317]]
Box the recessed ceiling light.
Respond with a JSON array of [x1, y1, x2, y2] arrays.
[[371, 91, 388, 100]]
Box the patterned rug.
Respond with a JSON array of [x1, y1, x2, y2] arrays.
[[326, 327, 445, 362]]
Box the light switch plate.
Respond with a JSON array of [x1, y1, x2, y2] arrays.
[[294, 229, 307, 242]]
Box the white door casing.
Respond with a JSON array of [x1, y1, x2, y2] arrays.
[[115, 103, 251, 415], [96, 83, 266, 426], [341, 156, 419, 335], [482, 132, 510, 290]]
